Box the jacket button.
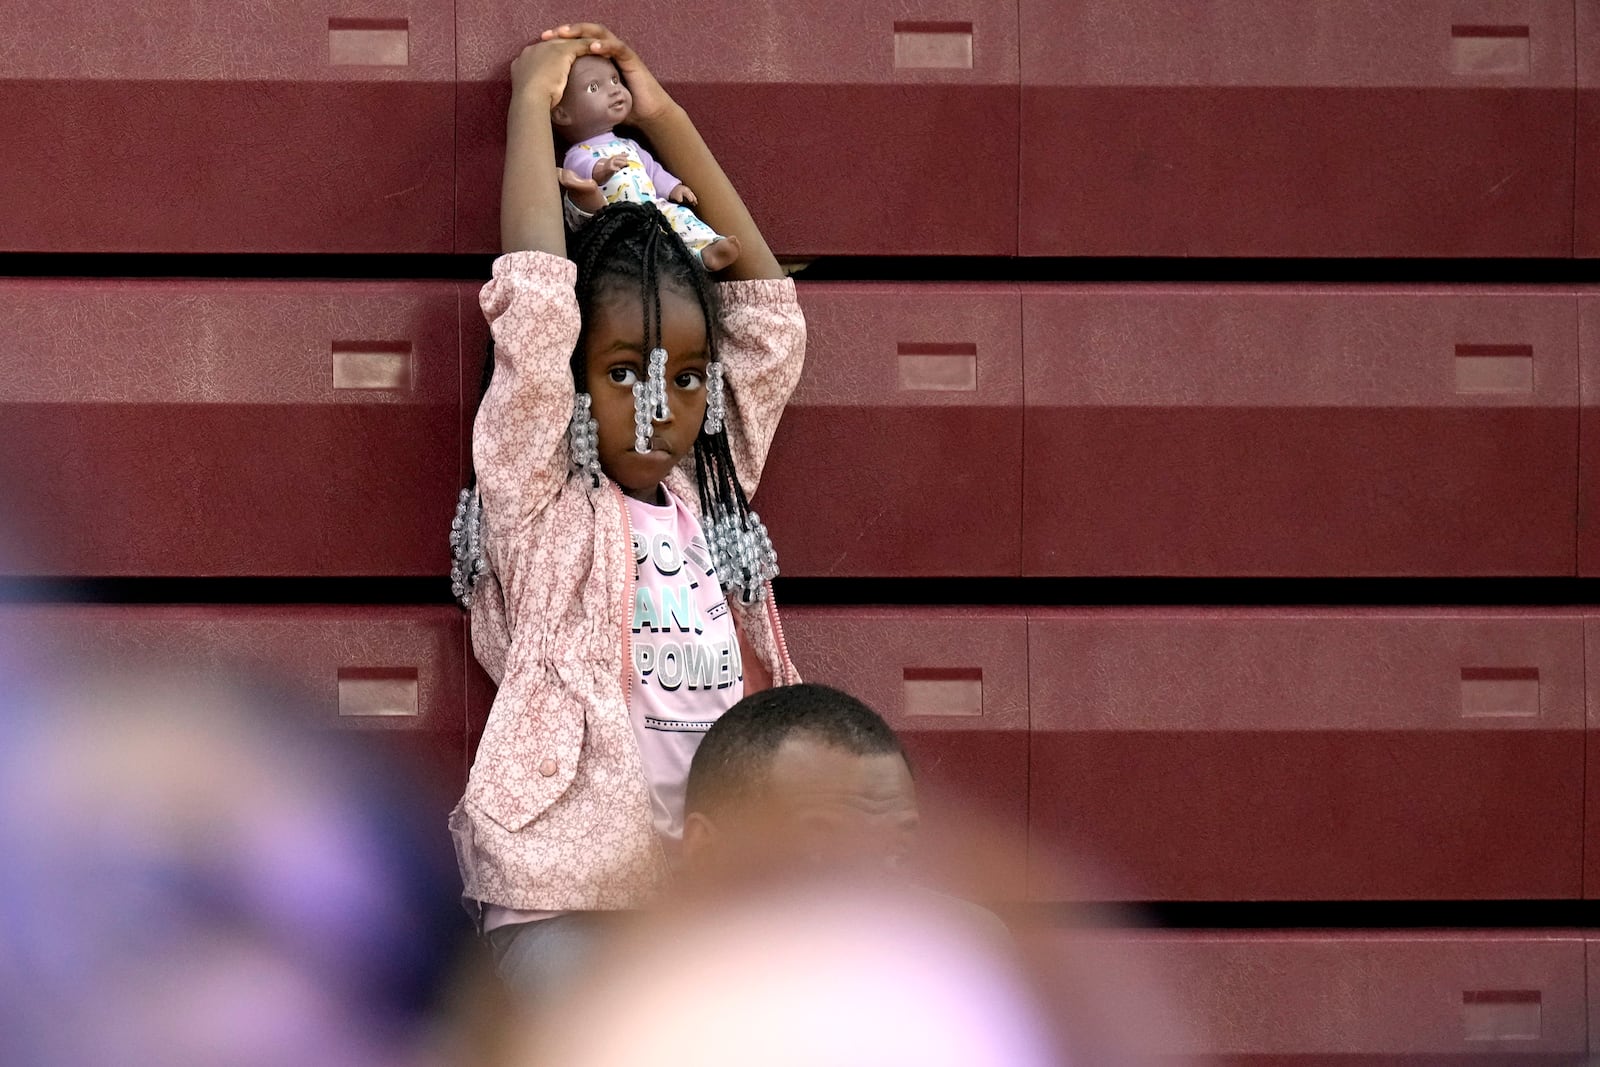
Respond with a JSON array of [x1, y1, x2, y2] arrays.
[[538, 758, 559, 777]]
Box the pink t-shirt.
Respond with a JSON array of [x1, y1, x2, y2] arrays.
[[623, 487, 746, 839], [484, 487, 742, 932]]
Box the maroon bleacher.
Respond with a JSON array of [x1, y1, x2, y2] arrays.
[[0, 0, 455, 253], [1021, 0, 1576, 257], [1022, 286, 1580, 577], [759, 283, 1024, 577], [1027, 608, 1585, 901], [1034, 928, 1588, 1064], [0, 604, 469, 800], [0, 278, 465, 576]]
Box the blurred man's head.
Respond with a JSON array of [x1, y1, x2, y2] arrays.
[[682, 684, 918, 880]]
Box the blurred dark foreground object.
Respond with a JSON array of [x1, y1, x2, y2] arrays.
[[0, 667, 476, 1067]]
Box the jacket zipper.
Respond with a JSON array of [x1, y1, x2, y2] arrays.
[[763, 580, 795, 685], [612, 483, 672, 873]]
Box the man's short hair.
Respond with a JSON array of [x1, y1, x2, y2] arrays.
[[685, 683, 905, 816]]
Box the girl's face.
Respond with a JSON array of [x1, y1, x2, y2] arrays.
[[584, 283, 709, 503]]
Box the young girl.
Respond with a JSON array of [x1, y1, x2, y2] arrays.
[[446, 25, 804, 999]]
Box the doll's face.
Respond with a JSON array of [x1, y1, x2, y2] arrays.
[[583, 282, 709, 504], [553, 55, 632, 143]]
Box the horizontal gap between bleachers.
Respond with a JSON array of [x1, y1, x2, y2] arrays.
[[9, 575, 1600, 607], [795, 257, 1600, 286], [2, 253, 1599, 285], [775, 577, 1600, 608], [0, 253, 496, 282], [1004, 900, 1600, 931], [0, 576, 451, 605]]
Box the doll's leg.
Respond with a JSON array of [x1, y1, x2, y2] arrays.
[[696, 234, 740, 271], [660, 202, 741, 271], [658, 200, 718, 250]]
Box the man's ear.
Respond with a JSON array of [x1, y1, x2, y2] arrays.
[[552, 105, 573, 128], [682, 810, 718, 862]]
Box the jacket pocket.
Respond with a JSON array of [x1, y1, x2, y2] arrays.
[[466, 685, 586, 833]]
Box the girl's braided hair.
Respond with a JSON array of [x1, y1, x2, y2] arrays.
[[452, 200, 775, 607]]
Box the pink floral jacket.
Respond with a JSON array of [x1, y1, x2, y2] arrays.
[[448, 251, 804, 912]]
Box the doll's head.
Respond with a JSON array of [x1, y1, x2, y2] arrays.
[[552, 54, 631, 144], [568, 202, 777, 601]]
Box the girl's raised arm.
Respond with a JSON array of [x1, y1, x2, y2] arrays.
[[502, 38, 594, 254], [472, 37, 598, 534], [541, 24, 784, 281]]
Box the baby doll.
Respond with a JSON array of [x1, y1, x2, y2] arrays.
[[553, 54, 741, 271]]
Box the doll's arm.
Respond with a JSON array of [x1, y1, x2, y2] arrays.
[[631, 141, 682, 200], [561, 143, 600, 183], [563, 143, 629, 185], [541, 25, 781, 280]]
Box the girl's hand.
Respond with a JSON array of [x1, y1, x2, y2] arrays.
[[539, 24, 677, 124], [668, 184, 698, 207], [510, 36, 597, 109]]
